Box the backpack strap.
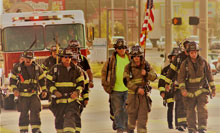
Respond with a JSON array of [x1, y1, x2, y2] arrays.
[[129, 62, 133, 79]]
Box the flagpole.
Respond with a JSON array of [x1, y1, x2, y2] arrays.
[[144, 31, 146, 58]]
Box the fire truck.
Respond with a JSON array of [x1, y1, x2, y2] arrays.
[[0, 10, 94, 109]]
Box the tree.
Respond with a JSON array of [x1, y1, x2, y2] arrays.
[[213, 9, 220, 39], [3, 0, 11, 11]]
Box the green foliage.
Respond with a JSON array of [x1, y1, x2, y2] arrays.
[[213, 9, 220, 39], [114, 21, 124, 36], [93, 11, 112, 38], [3, 0, 11, 10], [173, 9, 192, 43], [93, 10, 124, 39]]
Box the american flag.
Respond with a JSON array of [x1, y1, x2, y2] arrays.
[[140, 0, 154, 46]]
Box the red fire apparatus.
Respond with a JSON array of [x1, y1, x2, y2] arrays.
[[0, 10, 93, 109]]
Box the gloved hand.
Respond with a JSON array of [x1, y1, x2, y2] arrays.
[[41, 91, 47, 99], [14, 90, 20, 97], [71, 91, 79, 99], [54, 91, 62, 98]]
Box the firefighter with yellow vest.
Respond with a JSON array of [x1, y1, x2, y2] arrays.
[[10, 51, 47, 133], [178, 42, 216, 133], [123, 46, 157, 133], [46, 48, 84, 133], [158, 48, 180, 129]]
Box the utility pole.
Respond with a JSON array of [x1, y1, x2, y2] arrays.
[[111, 0, 114, 38], [199, 0, 208, 60], [124, 0, 128, 41], [85, 0, 88, 23], [99, 0, 101, 37], [165, 0, 173, 66]]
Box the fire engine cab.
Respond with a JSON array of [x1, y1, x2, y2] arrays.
[[0, 10, 94, 109]]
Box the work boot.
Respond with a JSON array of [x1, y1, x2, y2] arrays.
[[198, 129, 206, 133], [20, 130, 28, 133], [183, 124, 188, 129], [168, 123, 173, 129], [117, 128, 124, 133], [32, 128, 41, 133], [177, 126, 185, 131], [127, 129, 134, 133], [188, 129, 197, 133], [112, 121, 116, 130]]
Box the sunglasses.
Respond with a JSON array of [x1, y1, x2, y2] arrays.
[[117, 46, 125, 50], [133, 55, 141, 57], [64, 56, 72, 58]]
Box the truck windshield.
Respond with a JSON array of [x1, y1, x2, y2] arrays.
[[2, 26, 44, 52], [45, 24, 85, 49]]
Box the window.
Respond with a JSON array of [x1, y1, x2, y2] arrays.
[[45, 24, 85, 49], [2, 26, 44, 52]]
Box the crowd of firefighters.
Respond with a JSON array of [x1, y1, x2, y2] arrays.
[[8, 37, 216, 133]]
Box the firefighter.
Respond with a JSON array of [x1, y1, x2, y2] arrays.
[[162, 40, 190, 131], [123, 46, 157, 133], [178, 42, 216, 133], [101, 38, 130, 133], [41, 45, 59, 73], [71, 52, 89, 133], [158, 48, 180, 129], [41, 46, 60, 101], [46, 48, 84, 133], [10, 51, 47, 133], [68, 40, 94, 89]]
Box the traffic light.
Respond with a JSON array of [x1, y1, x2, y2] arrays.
[[172, 17, 182, 25], [189, 16, 199, 25]]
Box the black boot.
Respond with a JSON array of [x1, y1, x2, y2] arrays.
[[127, 129, 134, 133], [116, 128, 124, 133], [32, 128, 41, 133], [168, 123, 173, 129], [198, 129, 206, 133], [112, 121, 117, 130], [20, 130, 28, 133], [177, 126, 185, 131]]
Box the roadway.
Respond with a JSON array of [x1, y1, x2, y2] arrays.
[[1, 78, 220, 133]]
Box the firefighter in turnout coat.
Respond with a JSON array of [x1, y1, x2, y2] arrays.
[[46, 48, 84, 133], [123, 46, 157, 133], [178, 42, 216, 133], [163, 40, 191, 131], [158, 48, 180, 129], [10, 51, 47, 133], [41, 46, 60, 73], [71, 52, 89, 133]]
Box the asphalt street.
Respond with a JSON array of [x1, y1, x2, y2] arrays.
[[1, 78, 220, 133]]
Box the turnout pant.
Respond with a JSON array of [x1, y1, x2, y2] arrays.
[[127, 94, 150, 133], [54, 100, 80, 133], [184, 91, 208, 132], [17, 95, 41, 133], [175, 89, 187, 127]]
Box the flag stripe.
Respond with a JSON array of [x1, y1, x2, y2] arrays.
[[140, 0, 154, 46]]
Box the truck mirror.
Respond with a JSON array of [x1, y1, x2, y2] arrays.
[[86, 26, 94, 44]]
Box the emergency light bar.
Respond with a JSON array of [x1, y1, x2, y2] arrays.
[[12, 14, 74, 22]]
